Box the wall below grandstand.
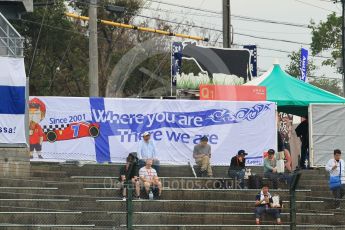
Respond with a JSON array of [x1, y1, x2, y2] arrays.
[[0, 147, 29, 177]]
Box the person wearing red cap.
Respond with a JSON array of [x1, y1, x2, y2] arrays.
[[29, 98, 46, 159]]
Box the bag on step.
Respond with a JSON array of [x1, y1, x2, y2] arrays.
[[248, 175, 263, 189]]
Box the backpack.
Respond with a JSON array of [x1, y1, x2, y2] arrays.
[[248, 175, 263, 189]]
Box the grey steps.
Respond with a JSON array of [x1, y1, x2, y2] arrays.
[[0, 225, 97, 230], [81, 189, 311, 200], [105, 212, 337, 225], [0, 212, 83, 225], [0, 200, 325, 212], [127, 225, 345, 230]]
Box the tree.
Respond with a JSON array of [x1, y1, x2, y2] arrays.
[[286, 49, 317, 77], [74, 0, 145, 97], [286, 49, 343, 96], [309, 13, 342, 68], [309, 78, 342, 96], [11, 0, 202, 97], [11, 0, 89, 96]]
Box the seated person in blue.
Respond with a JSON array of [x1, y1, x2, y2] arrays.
[[255, 184, 281, 225], [228, 150, 247, 188], [137, 132, 160, 173]]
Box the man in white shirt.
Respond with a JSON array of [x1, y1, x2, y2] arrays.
[[325, 149, 345, 209], [139, 159, 162, 199]]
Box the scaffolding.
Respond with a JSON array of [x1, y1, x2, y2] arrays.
[[0, 12, 24, 57]]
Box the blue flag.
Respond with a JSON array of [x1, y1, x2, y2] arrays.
[[300, 48, 308, 82]]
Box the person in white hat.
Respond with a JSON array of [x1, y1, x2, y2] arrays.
[[137, 132, 160, 173]]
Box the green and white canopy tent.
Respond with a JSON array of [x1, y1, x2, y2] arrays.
[[245, 64, 345, 116]]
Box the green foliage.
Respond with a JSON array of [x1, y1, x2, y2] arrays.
[[286, 49, 342, 96], [9, 0, 201, 97], [309, 13, 342, 68], [286, 49, 317, 78], [71, 0, 145, 96], [309, 78, 342, 96], [11, 0, 89, 96]]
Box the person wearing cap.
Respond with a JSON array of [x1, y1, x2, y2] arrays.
[[137, 132, 160, 173], [264, 149, 291, 189], [119, 152, 140, 200], [264, 149, 280, 189], [228, 150, 248, 188], [254, 184, 282, 225], [193, 136, 213, 177]]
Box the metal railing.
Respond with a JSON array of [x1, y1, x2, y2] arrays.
[[0, 12, 24, 57]]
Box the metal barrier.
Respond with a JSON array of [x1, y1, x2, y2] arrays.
[[0, 12, 24, 57]]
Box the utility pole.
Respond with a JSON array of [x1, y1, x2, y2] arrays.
[[89, 0, 99, 97], [222, 0, 231, 48]]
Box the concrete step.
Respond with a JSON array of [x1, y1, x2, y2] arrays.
[[0, 212, 83, 225], [30, 162, 328, 176], [82, 188, 312, 200], [106, 212, 338, 225], [78, 177, 290, 190], [0, 176, 330, 192], [127, 225, 345, 230], [0, 200, 326, 213], [0, 224, 97, 230], [0, 211, 126, 227]]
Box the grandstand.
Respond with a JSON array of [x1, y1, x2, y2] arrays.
[[0, 162, 344, 230]]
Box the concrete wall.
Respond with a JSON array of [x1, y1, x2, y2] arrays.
[[0, 147, 30, 177]]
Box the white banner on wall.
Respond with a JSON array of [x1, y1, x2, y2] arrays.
[[0, 57, 26, 144], [28, 97, 276, 165]]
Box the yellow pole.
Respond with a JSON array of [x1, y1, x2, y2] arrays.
[[65, 12, 209, 42]]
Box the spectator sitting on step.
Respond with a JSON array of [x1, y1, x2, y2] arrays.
[[139, 159, 162, 199], [193, 136, 213, 177], [255, 184, 282, 225], [264, 149, 288, 189], [137, 132, 160, 173], [119, 152, 140, 200], [228, 150, 247, 188]]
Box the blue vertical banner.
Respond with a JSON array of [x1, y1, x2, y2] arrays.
[[300, 48, 308, 82], [171, 42, 183, 87], [243, 45, 257, 78]]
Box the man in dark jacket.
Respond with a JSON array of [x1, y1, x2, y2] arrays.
[[228, 150, 247, 188], [295, 116, 309, 169], [119, 152, 140, 200]]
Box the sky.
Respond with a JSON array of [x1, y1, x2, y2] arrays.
[[142, 0, 342, 80]]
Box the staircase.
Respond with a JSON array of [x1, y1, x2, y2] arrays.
[[0, 163, 343, 229]]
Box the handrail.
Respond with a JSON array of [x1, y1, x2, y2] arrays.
[[0, 12, 24, 57], [0, 12, 22, 38]]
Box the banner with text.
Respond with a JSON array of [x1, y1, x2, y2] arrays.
[[28, 97, 276, 165], [300, 48, 308, 82]]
